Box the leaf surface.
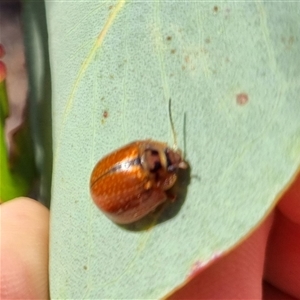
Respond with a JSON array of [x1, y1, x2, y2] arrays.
[[46, 1, 300, 298]]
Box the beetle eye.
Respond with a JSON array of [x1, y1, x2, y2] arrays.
[[143, 149, 162, 172], [150, 149, 159, 156]]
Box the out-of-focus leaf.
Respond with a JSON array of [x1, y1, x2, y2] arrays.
[[22, 1, 53, 206], [0, 79, 36, 202]]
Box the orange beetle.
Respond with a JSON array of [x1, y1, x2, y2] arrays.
[[90, 140, 187, 224]]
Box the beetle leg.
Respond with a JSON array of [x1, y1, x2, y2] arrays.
[[161, 174, 177, 191]]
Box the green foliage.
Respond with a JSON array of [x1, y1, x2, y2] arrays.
[[0, 80, 36, 202]]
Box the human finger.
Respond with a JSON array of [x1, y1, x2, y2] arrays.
[[264, 172, 300, 299], [169, 213, 273, 299], [0, 197, 49, 299]]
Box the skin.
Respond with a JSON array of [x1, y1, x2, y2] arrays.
[[0, 173, 299, 299], [1, 198, 49, 299]]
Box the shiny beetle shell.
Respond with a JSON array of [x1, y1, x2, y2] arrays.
[[90, 140, 187, 224]]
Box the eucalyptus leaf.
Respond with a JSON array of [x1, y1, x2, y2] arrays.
[[46, 1, 300, 298]]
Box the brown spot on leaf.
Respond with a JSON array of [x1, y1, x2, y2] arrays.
[[171, 49, 176, 54], [101, 110, 109, 124], [166, 36, 172, 41], [236, 93, 249, 106], [281, 35, 295, 49]]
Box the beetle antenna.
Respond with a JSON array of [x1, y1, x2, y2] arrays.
[[183, 111, 187, 159], [168, 98, 177, 148]]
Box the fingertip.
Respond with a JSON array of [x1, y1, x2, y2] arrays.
[[264, 210, 300, 298], [1, 197, 49, 299], [169, 214, 273, 299], [277, 171, 300, 225], [264, 172, 300, 299], [263, 281, 298, 300]]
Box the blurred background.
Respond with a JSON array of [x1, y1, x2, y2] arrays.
[[0, 0, 27, 150]]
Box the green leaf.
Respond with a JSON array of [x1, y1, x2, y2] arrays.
[[21, 2, 53, 207], [46, 1, 300, 298], [0, 79, 36, 202]]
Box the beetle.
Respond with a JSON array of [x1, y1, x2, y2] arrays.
[[90, 140, 187, 224]]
